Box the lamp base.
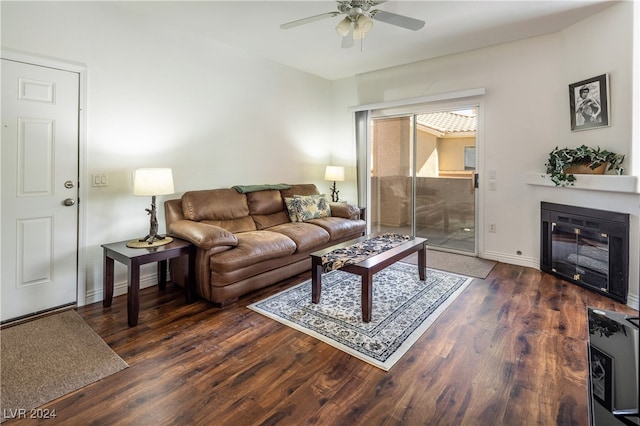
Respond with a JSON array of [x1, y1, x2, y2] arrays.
[[126, 236, 173, 248], [128, 195, 173, 248], [330, 181, 340, 202]]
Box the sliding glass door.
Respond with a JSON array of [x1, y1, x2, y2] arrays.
[[370, 108, 478, 254], [370, 115, 414, 234]]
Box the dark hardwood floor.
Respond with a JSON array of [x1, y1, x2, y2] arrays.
[[7, 262, 638, 425]]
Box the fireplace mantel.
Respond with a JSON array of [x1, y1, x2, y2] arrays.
[[526, 172, 639, 194]]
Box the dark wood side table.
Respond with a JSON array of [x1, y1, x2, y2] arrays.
[[102, 238, 196, 327]]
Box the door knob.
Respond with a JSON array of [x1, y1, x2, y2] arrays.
[[63, 198, 76, 206]]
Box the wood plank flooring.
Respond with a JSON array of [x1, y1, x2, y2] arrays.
[[6, 263, 638, 425]]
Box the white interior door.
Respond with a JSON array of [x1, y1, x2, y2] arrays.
[[1, 59, 79, 322]]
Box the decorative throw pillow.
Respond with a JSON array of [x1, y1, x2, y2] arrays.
[[293, 194, 331, 221], [284, 197, 300, 222]]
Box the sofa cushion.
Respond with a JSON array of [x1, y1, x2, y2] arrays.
[[182, 189, 256, 233], [280, 184, 319, 199], [284, 194, 331, 222], [294, 194, 331, 221], [252, 211, 291, 230], [284, 197, 299, 222], [268, 222, 331, 252], [246, 190, 291, 230], [280, 184, 321, 222], [201, 217, 257, 234], [306, 217, 366, 240], [246, 190, 283, 215], [210, 230, 296, 272]]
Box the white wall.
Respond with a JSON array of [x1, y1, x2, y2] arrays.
[[2, 2, 637, 308], [329, 78, 359, 204], [1, 2, 334, 302], [339, 2, 639, 307]]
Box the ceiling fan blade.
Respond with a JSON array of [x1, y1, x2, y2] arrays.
[[341, 34, 354, 49], [339, 20, 354, 48], [372, 10, 425, 31], [280, 11, 340, 29]]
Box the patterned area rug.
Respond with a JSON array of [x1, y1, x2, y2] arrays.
[[249, 263, 473, 371]]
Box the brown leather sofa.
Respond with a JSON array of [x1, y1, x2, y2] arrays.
[[164, 184, 366, 306]]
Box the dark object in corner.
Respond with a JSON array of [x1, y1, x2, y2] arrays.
[[540, 202, 629, 304]]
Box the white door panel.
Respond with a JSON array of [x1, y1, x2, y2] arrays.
[[1, 59, 79, 321], [18, 117, 55, 196]]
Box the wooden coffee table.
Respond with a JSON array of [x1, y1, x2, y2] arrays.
[[310, 235, 427, 322]]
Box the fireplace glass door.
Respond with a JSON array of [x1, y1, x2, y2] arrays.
[[541, 202, 628, 303], [551, 223, 609, 291]]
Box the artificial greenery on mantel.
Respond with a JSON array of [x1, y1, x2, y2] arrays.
[[545, 145, 625, 186]]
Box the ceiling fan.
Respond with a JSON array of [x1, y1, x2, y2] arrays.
[[280, 1, 425, 48]]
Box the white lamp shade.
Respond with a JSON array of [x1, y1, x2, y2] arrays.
[[133, 168, 175, 196], [324, 166, 345, 182]]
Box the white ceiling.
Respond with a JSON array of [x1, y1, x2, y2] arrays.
[[115, 1, 616, 80]]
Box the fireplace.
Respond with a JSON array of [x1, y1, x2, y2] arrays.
[[540, 202, 629, 303]]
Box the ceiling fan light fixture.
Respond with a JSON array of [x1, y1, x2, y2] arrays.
[[357, 14, 374, 33], [281, 1, 426, 49], [335, 17, 352, 36], [353, 13, 373, 39]]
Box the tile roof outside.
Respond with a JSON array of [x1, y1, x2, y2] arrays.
[[416, 111, 477, 135]]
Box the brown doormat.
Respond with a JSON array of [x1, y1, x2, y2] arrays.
[[403, 249, 497, 279], [1, 310, 127, 422]]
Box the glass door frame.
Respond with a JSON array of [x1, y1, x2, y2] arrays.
[[362, 97, 484, 257]]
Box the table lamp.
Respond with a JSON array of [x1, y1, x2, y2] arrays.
[[131, 168, 174, 247], [324, 166, 344, 202]]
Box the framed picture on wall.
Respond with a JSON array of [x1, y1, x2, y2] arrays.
[[569, 74, 610, 131], [590, 345, 614, 411]]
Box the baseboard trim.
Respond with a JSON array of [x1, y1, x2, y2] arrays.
[[84, 272, 159, 305], [482, 251, 538, 269], [625, 294, 639, 310]]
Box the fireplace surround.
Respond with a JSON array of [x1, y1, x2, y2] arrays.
[[540, 202, 629, 303]]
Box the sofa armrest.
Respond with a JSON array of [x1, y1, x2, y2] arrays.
[[168, 220, 238, 250], [330, 203, 362, 220]]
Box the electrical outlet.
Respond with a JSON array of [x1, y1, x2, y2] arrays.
[[489, 223, 497, 233], [489, 180, 497, 191]]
